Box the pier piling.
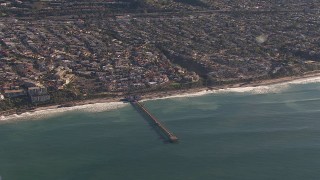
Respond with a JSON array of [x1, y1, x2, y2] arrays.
[[132, 100, 178, 143]]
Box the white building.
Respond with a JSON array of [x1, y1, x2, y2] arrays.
[[0, 93, 4, 100]]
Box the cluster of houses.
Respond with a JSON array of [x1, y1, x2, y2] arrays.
[[1, 0, 319, 17], [3, 86, 50, 103], [0, 14, 200, 96], [0, 0, 319, 103], [107, 10, 320, 82]]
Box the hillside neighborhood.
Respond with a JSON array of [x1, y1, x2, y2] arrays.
[[0, 0, 320, 112]]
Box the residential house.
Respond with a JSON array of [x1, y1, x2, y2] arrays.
[[4, 89, 26, 98], [27, 86, 50, 103]]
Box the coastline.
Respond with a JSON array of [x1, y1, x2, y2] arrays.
[[1, 71, 320, 121], [140, 70, 320, 100]]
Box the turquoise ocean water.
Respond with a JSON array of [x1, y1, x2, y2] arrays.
[[0, 80, 320, 180]]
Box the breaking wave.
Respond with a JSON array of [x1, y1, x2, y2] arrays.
[[1, 75, 320, 122], [146, 75, 320, 101], [0, 102, 128, 122]]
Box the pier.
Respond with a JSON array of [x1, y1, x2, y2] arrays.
[[128, 97, 178, 143]]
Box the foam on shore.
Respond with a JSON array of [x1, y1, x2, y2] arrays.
[[0, 102, 128, 122], [143, 75, 320, 101], [1, 75, 320, 122], [221, 76, 320, 94], [287, 76, 320, 84]]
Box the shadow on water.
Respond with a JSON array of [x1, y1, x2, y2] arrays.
[[130, 102, 172, 144]]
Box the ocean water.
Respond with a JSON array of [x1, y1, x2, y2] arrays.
[[0, 80, 320, 180]]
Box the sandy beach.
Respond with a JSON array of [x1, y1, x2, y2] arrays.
[[1, 71, 320, 121], [141, 70, 320, 100]]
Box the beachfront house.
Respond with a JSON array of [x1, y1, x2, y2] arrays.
[[4, 89, 27, 98], [27, 86, 51, 104]]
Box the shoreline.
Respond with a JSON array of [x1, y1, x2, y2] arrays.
[[140, 70, 320, 100], [1, 71, 320, 121]]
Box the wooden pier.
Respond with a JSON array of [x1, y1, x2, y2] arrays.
[[132, 101, 178, 143]]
